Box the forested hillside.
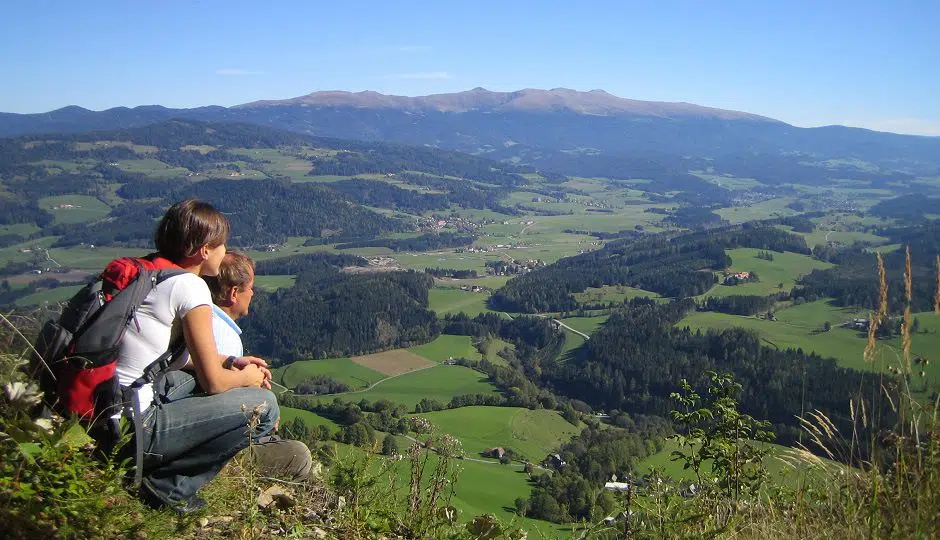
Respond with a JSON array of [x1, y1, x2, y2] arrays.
[[490, 224, 808, 312], [241, 255, 439, 361]]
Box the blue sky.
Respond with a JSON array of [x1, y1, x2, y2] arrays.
[[1, 1, 938, 134]]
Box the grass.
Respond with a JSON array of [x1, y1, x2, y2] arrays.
[[408, 334, 482, 363], [558, 315, 609, 337], [274, 358, 385, 390], [428, 287, 493, 317], [37, 195, 111, 225], [574, 285, 663, 305], [700, 248, 833, 298], [279, 406, 342, 431], [253, 274, 296, 291], [678, 304, 940, 389], [715, 198, 799, 223], [328, 365, 499, 410], [636, 439, 828, 489], [483, 337, 514, 366], [414, 406, 581, 462], [14, 284, 83, 307]]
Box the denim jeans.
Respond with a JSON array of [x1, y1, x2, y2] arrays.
[[136, 371, 279, 505]]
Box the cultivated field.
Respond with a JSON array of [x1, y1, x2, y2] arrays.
[[37, 195, 111, 224], [351, 349, 434, 377]]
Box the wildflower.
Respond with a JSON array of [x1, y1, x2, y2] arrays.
[[4, 381, 42, 408]]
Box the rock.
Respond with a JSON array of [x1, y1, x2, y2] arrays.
[[310, 527, 328, 539], [198, 517, 209, 528], [257, 485, 295, 509], [335, 495, 346, 511]]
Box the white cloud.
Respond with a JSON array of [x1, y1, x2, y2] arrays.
[[386, 71, 453, 80], [398, 45, 431, 53], [215, 68, 263, 76]]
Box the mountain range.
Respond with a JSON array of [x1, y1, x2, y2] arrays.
[[2, 88, 939, 178]]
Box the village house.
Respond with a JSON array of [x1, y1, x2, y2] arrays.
[[484, 447, 506, 459]]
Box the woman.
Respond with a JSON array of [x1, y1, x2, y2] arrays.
[[116, 199, 277, 513]]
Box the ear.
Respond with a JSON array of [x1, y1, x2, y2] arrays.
[[226, 286, 238, 306], [198, 243, 211, 261]]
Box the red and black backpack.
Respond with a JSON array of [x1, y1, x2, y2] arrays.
[[31, 254, 188, 454]]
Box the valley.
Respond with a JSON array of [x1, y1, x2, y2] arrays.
[[2, 105, 939, 536]]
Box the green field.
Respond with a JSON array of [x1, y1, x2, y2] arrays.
[[38, 195, 111, 224], [679, 305, 940, 386], [637, 439, 828, 489], [408, 334, 481, 363], [428, 287, 493, 317], [701, 248, 833, 297], [414, 406, 580, 462], [715, 198, 799, 223], [279, 406, 341, 432], [14, 284, 83, 307], [482, 337, 514, 366], [329, 365, 498, 410], [574, 285, 663, 305], [559, 315, 609, 337], [252, 274, 296, 291], [274, 358, 385, 390]]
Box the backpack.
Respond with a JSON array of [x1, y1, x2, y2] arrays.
[[31, 254, 188, 445]]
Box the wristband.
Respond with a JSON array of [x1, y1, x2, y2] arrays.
[[223, 356, 237, 369]]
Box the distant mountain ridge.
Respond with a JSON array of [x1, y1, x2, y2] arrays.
[[1, 88, 939, 179], [237, 87, 778, 121]]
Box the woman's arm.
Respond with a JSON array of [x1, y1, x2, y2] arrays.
[[183, 305, 264, 393]]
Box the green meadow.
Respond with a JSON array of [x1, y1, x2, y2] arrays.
[[428, 287, 493, 317], [679, 305, 940, 386], [558, 315, 609, 337], [37, 195, 111, 224], [252, 274, 296, 291], [279, 406, 342, 431], [13, 284, 83, 307], [414, 406, 580, 462], [701, 248, 833, 297], [408, 334, 481, 363], [574, 285, 663, 305], [274, 358, 385, 390], [330, 364, 498, 410]]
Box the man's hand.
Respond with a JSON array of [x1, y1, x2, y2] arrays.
[[233, 356, 272, 389]]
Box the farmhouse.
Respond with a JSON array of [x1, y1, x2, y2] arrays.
[[484, 447, 506, 459]]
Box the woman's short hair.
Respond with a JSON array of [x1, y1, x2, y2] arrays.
[[154, 199, 230, 262], [206, 251, 255, 305]]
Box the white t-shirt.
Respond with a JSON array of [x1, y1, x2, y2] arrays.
[[211, 304, 244, 357], [116, 272, 212, 412]]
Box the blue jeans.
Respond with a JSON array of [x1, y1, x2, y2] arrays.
[[137, 371, 279, 505]]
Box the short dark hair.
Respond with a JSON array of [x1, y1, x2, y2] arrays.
[[206, 251, 254, 305], [154, 199, 229, 263]]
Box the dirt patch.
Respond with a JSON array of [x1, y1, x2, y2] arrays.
[[351, 350, 434, 377]]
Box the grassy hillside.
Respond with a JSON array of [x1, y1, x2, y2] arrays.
[[701, 248, 834, 297], [328, 365, 498, 410], [409, 334, 482, 363], [414, 406, 580, 462], [274, 358, 385, 390], [679, 305, 940, 387]]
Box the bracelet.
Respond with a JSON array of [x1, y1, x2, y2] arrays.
[[223, 355, 237, 369]]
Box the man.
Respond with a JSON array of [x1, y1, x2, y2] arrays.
[[205, 251, 314, 480]]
